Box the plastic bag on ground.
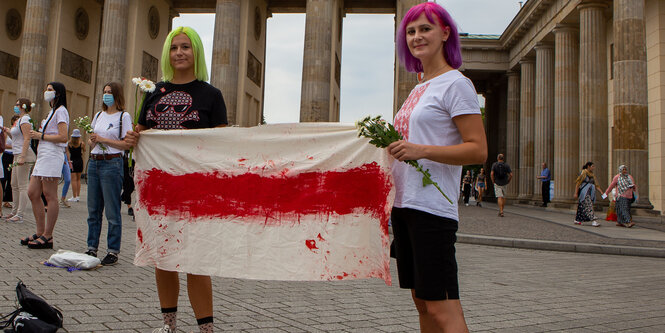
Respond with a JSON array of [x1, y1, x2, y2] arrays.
[[46, 250, 101, 270]]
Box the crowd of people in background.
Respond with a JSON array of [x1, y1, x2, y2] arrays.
[[2, 79, 135, 262]]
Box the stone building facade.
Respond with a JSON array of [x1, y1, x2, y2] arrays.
[[2, 0, 661, 215], [461, 0, 664, 215]]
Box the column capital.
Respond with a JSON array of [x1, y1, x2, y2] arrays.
[[535, 41, 554, 50], [506, 70, 520, 77], [577, 0, 609, 11], [553, 24, 578, 34], [519, 58, 535, 65]]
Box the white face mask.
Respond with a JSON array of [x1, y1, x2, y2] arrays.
[[44, 90, 56, 102]]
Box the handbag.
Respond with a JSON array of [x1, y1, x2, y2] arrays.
[[0, 281, 63, 332]]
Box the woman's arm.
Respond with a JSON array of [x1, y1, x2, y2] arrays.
[[19, 122, 31, 159], [604, 175, 618, 195], [32, 122, 68, 143], [96, 136, 132, 151], [387, 114, 487, 165]]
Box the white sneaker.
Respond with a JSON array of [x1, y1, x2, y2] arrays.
[[67, 197, 77, 202], [465, 203, 469, 206], [591, 221, 600, 227], [7, 215, 23, 223], [152, 325, 173, 333]]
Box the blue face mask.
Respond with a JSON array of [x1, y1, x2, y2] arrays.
[[13, 106, 20, 114], [102, 94, 114, 107]]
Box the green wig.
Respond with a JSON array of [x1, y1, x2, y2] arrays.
[[161, 26, 208, 82]]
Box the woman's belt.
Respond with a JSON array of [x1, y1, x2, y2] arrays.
[[90, 153, 122, 160]]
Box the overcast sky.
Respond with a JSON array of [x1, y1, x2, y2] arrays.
[[173, 0, 521, 124]]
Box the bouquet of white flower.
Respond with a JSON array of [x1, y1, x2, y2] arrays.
[[127, 77, 156, 166], [74, 116, 106, 152], [356, 115, 452, 204]]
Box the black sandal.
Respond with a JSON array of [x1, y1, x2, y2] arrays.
[[27, 236, 53, 249], [20, 234, 39, 246]]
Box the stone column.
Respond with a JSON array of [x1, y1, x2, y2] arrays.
[[505, 71, 520, 199], [211, 0, 241, 125], [534, 43, 555, 200], [16, 0, 51, 120], [579, 1, 608, 188], [93, 0, 129, 114], [518, 59, 535, 201], [553, 25, 580, 203], [393, 0, 425, 117], [300, 0, 335, 122], [613, 0, 650, 207]]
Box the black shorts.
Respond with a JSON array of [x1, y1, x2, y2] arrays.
[[391, 207, 460, 301]]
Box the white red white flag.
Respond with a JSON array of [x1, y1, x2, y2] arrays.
[[133, 123, 394, 285]]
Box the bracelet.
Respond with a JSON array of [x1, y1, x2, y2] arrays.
[[41, 132, 45, 140]]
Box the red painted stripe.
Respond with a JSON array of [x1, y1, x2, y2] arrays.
[[136, 162, 392, 232]]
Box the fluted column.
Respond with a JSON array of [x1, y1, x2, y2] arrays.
[[211, 0, 241, 125], [613, 0, 650, 207], [393, 0, 425, 117], [553, 25, 580, 202], [94, 0, 129, 114], [579, 1, 608, 188], [16, 0, 51, 120], [518, 59, 535, 200], [534, 43, 555, 200], [300, 0, 335, 122], [506, 71, 520, 199]]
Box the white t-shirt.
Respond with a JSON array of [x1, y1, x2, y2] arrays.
[[392, 70, 481, 221], [10, 115, 32, 155], [91, 111, 132, 155], [41, 106, 69, 148]]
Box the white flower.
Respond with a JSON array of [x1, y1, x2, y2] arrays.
[[141, 80, 156, 93], [22, 104, 27, 109], [132, 77, 142, 85]]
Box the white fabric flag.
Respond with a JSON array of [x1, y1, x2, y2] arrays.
[[133, 123, 394, 285]]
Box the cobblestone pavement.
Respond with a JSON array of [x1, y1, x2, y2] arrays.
[[1, 185, 664, 332]]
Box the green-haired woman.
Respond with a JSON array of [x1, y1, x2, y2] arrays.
[[125, 26, 227, 333]]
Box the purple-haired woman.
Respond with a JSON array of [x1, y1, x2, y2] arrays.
[[387, 2, 487, 331]]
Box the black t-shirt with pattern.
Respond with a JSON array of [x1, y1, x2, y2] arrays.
[[138, 80, 227, 130]]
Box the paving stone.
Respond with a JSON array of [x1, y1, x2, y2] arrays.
[[2, 186, 665, 331]]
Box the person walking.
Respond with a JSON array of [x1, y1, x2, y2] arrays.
[[537, 162, 551, 207], [387, 3, 487, 331], [125, 26, 227, 333], [491, 153, 512, 217], [462, 170, 472, 206], [474, 168, 486, 207], [574, 161, 604, 227], [84, 81, 132, 265], [8, 99, 36, 224], [67, 129, 84, 202], [24, 82, 70, 249], [604, 165, 637, 228]]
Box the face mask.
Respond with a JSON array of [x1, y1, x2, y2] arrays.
[[13, 106, 20, 114], [102, 94, 114, 107], [44, 90, 56, 102]]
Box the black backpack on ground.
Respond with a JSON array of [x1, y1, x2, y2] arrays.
[[0, 281, 63, 332]]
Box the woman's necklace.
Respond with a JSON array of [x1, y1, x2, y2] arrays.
[[421, 63, 451, 82]]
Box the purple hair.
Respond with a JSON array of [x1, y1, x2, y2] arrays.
[[396, 2, 462, 73]]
